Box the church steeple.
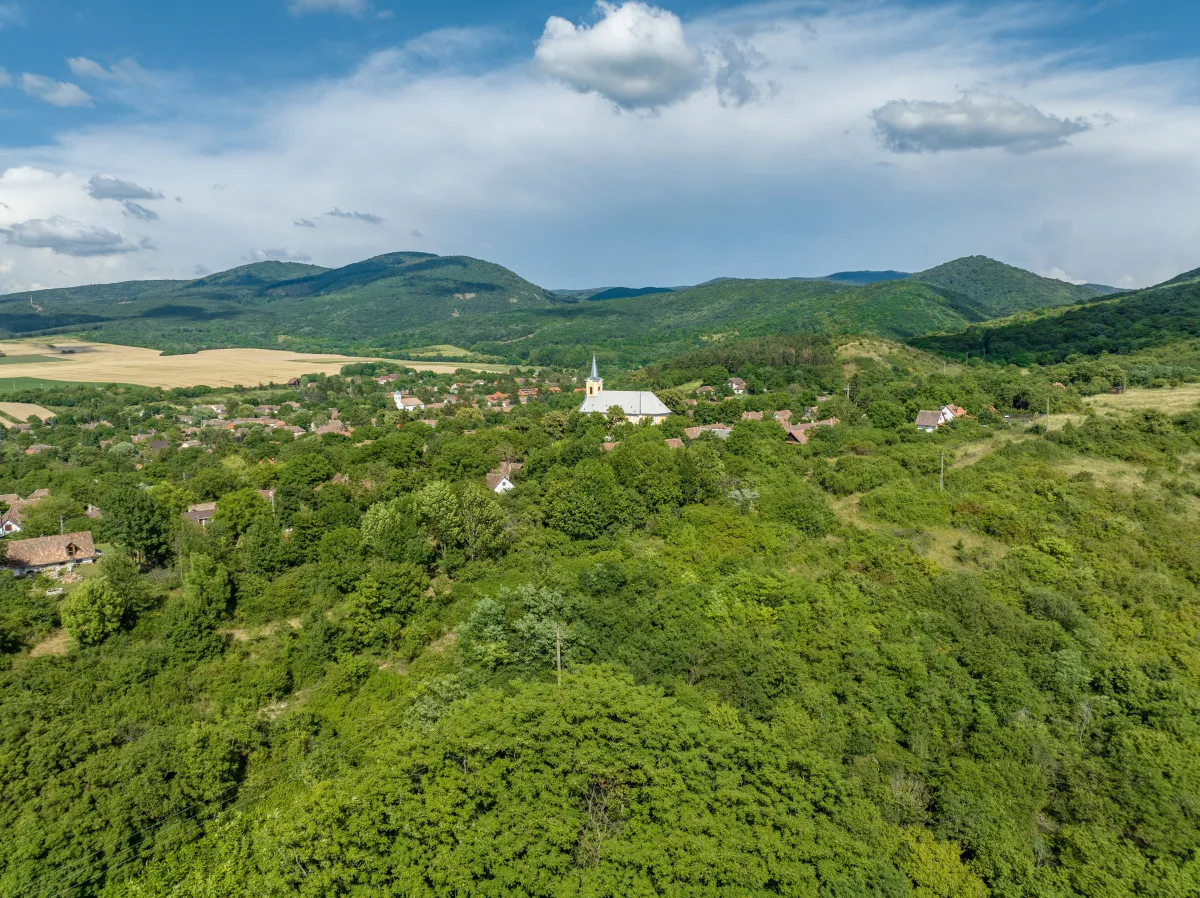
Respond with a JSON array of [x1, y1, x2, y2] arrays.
[[586, 355, 603, 397]]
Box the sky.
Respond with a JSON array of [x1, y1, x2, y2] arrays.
[[0, 0, 1198, 294]]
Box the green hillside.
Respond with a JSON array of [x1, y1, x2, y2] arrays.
[[912, 272, 1200, 364], [0, 252, 1124, 365], [912, 256, 1116, 317], [0, 253, 558, 355]]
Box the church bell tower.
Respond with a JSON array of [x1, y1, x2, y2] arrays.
[[586, 355, 603, 397]]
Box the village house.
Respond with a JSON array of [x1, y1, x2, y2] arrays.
[[915, 405, 969, 433], [728, 377, 748, 395], [774, 410, 793, 425], [0, 489, 50, 537], [577, 357, 671, 425], [4, 532, 99, 577], [684, 424, 733, 441], [182, 503, 218, 527], [485, 462, 524, 494], [741, 411, 764, 421], [784, 418, 840, 445], [25, 444, 53, 456]]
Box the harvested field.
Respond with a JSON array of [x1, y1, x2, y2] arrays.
[[0, 338, 509, 388], [30, 630, 70, 658], [0, 401, 56, 423]]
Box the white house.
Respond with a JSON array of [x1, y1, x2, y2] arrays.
[[485, 462, 524, 494], [577, 357, 671, 425]]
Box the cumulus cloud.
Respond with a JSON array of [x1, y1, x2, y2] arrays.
[[0, 217, 143, 256], [19, 73, 92, 107], [121, 201, 159, 221], [325, 207, 384, 224], [87, 174, 164, 201], [536, 1, 706, 109], [715, 40, 764, 108], [67, 57, 148, 84], [871, 91, 1090, 154], [289, 0, 367, 16]]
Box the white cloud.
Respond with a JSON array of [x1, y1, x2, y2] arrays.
[[247, 248, 312, 262], [536, 1, 706, 109], [0, 67, 11, 87], [1, 216, 142, 256], [288, 0, 368, 16], [19, 73, 92, 107], [872, 91, 1090, 153], [0, 2, 1198, 294], [67, 57, 149, 84], [0, 3, 21, 28], [87, 174, 164, 201]]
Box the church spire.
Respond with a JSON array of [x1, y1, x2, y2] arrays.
[[590, 355, 599, 381], [586, 354, 603, 398]]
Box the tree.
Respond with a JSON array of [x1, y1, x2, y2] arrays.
[[61, 578, 128, 646], [867, 399, 908, 429], [214, 488, 273, 540], [413, 481, 464, 557], [165, 554, 231, 662], [102, 485, 173, 565], [456, 484, 507, 561]]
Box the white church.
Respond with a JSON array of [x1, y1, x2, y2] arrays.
[[577, 357, 671, 425]]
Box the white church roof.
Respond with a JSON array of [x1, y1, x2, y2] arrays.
[[579, 390, 671, 417]]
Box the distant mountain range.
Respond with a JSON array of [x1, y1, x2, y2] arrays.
[[0, 252, 1145, 365]]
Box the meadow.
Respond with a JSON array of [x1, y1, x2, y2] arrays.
[[0, 339, 509, 388]]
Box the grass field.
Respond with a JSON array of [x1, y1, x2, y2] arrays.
[[0, 339, 511, 388], [0, 354, 64, 365], [0, 401, 56, 423], [1084, 383, 1200, 415]]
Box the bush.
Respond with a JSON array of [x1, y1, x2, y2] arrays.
[[61, 578, 128, 646]]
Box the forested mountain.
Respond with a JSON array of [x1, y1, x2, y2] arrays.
[[1, 337, 1198, 896], [912, 256, 1119, 317], [0, 252, 1125, 364], [0, 252, 557, 355], [913, 271, 1200, 364]]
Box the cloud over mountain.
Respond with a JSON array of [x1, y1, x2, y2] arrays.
[[871, 91, 1090, 154], [19, 73, 92, 107], [1, 216, 143, 256], [536, 1, 706, 109], [86, 175, 164, 201], [67, 57, 148, 84], [325, 208, 384, 224], [288, 0, 367, 16]]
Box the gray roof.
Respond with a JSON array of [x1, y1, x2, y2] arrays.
[[915, 410, 943, 428], [578, 390, 671, 417]]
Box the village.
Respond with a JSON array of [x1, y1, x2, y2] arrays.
[[0, 353, 979, 579]]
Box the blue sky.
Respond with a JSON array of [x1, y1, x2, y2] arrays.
[[1, 0, 1199, 293]]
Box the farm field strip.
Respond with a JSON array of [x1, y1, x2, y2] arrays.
[[0, 401, 56, 422], [0, 339, 510, 388], [1083, 383, 1200, 414]]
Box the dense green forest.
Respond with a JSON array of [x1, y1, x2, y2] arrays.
[[1, 334, 1198, 896], [0, 253, 1118, 366], [914, 277, 1200, 365]]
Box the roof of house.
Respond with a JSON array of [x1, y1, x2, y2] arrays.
[[684, 424, 733, 441], [4, 532, 98, 569], [741, 411, 764, 421], [578, 390, 671, 417], [915, 410, 944, 428], [784, 418, 840, 445], [664, 438, 683, 449], [485, 462, 524, 491], [182, 502, 218, 524]]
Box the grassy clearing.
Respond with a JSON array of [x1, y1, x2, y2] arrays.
[[29, 630, 70, 658], [1084, 383, 1200, 415], [0, 338, 510, 388], [0, 354, 64, 365]]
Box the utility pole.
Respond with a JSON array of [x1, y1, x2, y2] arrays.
[[845, 383, 851, 401], [555, 625, 563, 688], [59, 515, 64, 535], [939, 452, 944, 493]]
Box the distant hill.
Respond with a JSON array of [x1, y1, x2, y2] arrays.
[[912, 266, 1200, 363], [912, 256, 1114, 318], [0, 252, 559, 355], [0, 250, 1136, 366], [821, 270, 911, 285]]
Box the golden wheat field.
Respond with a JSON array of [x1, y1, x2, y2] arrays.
[[0, 339, 508, 388], [0, 401, 57, 423]]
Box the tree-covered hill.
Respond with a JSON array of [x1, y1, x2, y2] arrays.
[[0, 252, 1127, 365], [912, 273, 1200, 364], [912, 256, 1119, 318], [0, 253, 559, 354]]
